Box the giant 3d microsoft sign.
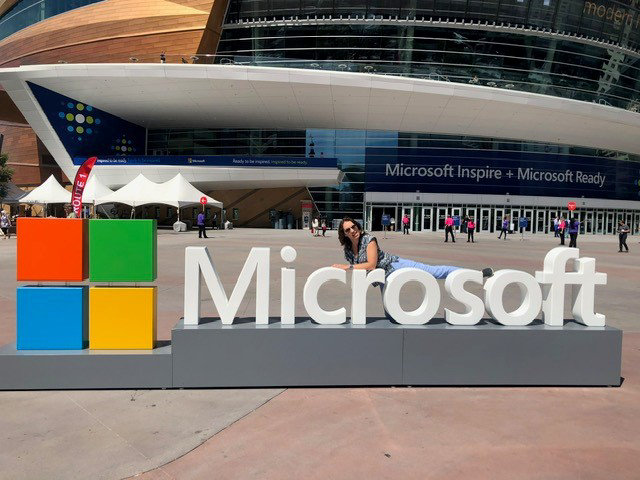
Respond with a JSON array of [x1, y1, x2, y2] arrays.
[[4, 218, 622, 389], [16, 218, 156, 350]]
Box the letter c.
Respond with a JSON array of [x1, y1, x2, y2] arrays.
[[303, 267, 347, 324]]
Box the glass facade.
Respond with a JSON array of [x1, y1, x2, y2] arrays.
[[217, 24, 640, 110], [225, 0, 640, 49], [148, 128, 640, 222], [0, 0, 102, 41]]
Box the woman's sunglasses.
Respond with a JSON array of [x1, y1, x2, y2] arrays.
[[343, 225, 357, 234]]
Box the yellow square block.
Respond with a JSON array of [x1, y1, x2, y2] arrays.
[[89, 287, 156, 350]]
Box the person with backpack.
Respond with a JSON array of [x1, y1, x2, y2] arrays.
[[568, 217, 580, 248], [467, 217, 476, 243]]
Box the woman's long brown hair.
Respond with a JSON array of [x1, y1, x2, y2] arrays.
[[338, 217, 364, 248]]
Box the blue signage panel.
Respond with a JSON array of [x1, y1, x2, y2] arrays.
[[73, 155, 338, 169], [28, 82, 145, 158], [364, 147, 640, 201]]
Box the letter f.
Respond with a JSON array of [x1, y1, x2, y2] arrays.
[[535, 247, 606, 327]]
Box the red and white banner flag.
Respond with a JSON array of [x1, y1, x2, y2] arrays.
[[71, 156, 97, 217]]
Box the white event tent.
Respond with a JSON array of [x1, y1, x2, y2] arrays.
[[158, 173, 222, 208], [81, 175, 114, 204], [21, 175, 71, 205], [95, 173, 161, 207], [95, 173, 222, 215]]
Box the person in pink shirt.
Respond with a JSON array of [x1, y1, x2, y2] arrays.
[[557, 216, 566, 245], [444, 215, 455, 243], [402, 214, 410, 235], [467, 217, 476, 243]]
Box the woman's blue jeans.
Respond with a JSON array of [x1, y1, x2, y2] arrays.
[[378, 258, 461, 320], [390, 257, 461, 279]]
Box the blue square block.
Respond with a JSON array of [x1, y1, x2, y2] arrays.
[[17, 286, 88, 350]]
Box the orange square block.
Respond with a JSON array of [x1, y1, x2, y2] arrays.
[[17, 218, 88, 282]]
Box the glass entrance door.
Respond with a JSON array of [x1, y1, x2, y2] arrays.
[[535, 210, 546, 234], [584, 212, 594, 234], [495, 208, 505, 233], [480, 208, 491, 232], [523, 209, 533, 232], [412, 206, 422, 232], [606, 212, 615, 234], [634, 213, 640, 235], [422, 207, 433, 231], [509, 208, 520, 233], [451, 207, 462, 231], [437, 207, 447, 231], [596, 211, 604, 234]]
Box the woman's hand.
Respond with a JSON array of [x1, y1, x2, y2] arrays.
[[331, 264, 350, 270]]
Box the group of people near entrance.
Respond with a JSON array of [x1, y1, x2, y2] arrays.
[[552, 216, 580, 248], [329, 215, 631, 288], [310, 217, 327, 237]]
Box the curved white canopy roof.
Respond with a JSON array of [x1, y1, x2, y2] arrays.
[[1, 64, 637, 186], [21, 175, 71, 204]]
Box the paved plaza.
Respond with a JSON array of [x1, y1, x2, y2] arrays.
[[0, 228, 638, 479]]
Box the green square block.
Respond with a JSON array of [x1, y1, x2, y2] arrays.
[[89, 219, 157, 282]]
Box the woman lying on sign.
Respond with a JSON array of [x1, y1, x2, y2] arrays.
[[331, 217, 493, 279]]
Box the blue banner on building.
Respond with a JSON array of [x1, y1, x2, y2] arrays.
[[73, 155, 338, 169], [365, 147, 640, 200], [28, 82, 146, 159]]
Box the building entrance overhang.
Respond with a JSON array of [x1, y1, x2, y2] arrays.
[[1, 64, 639, 185]]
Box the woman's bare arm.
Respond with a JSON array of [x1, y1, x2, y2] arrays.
[[332, 239, 379, 270]]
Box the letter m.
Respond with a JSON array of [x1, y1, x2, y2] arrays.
[[584, 1, 597, 14], [183, 246, 270, 325]]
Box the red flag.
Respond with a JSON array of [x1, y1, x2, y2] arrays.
[[71, 156, 97, 217]]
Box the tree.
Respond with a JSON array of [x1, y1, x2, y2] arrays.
[[0, 153, 14, 199]]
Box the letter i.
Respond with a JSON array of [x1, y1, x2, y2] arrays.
[[280, 246, 297, 324]]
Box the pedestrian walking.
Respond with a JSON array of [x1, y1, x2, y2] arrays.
[[467, 217, 475, 243], [498, 216, 509, 240], [402, 214, 410, 235], [444, 215, 455, 243], [312, 217, 320, 237], [568, 217, 580, 248], [553, 216, 559, 237], [390, 216, 396, 232], [321, 218, 327, 237], [212, 213, 218, 230], [558, 216, 566, 245], [197, 211, 208, 238], [0, 211, 11, 240], [618, 219, 630, 252]]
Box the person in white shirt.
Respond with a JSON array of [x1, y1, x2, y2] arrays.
[[0, 211, 11, 239]]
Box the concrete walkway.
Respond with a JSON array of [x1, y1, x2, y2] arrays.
[[0, 228, 637, 479]]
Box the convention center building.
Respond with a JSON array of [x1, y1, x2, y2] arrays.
[[1, 0, 640, 232]]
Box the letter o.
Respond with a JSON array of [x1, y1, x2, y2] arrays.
[[383, 268, 440, 325], [483, 270, 542, 326]]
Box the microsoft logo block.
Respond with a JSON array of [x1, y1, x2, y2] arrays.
[[16, 218, 157, 350]]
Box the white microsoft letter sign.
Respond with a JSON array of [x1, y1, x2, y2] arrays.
[[184, 246, 606, 327]]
